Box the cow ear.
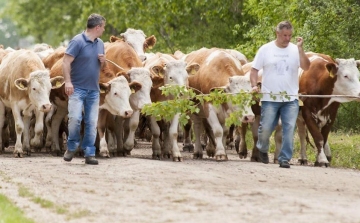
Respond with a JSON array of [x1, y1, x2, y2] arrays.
[[129, 81, 142, 94], [50, 76, 65, 89], [326, 63, 338, 78], [145, 35, 156, 50], [151, 65, 164, 78], [119, 33, 126, 41], [116, 71, 130, 82], [99, 83, 110, 94], [355, 60, 360, 68], [110, 35, 120, 43], [14, 78, 29, 90], [186, 63, 200, 75]]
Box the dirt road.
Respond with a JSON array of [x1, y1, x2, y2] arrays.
[[1, 142, 360, 223]]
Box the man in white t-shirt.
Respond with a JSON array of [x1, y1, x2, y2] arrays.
[[250, 21, 310, 168]]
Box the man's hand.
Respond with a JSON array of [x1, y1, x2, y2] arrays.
[[65, 82, 74, 96], [98, 54, 105, 63]]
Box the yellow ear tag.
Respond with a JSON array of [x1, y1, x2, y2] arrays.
[[191, 69, 197, 75], [131, 88, 135, 94], [20, 83, 24, 89], [298, 100, 303, 106], [259, 101, 262, 106], [100, 89, 105, 94], [329, 71, 335, 78], [148, 46, 153, 49], [56, 81, 62, 87]]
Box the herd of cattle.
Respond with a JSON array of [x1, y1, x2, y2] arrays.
[[0, 28, 360, 167]]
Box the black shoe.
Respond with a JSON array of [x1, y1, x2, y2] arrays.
[[85, 156, 99, 165], [63, 150, 76, 162], [258, 151, 269, 164], [279, 161, 290, 168]]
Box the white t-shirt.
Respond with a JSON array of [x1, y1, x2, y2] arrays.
[[252, 41, 300, 102]]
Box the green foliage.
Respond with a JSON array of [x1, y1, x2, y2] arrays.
[[333, 102, 360, 133], [0, 193, 35, 223], [141, 85, 257, 127]]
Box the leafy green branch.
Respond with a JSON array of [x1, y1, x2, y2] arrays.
[[141, 85, 260, 127]]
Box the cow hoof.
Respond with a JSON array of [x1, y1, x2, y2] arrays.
[[182, 144, 194, 152], [173, 157, 183, 162], [215, 155, 228, 161], [152, 154, 161, 160], [51, 150, 61, 156], [192, 153, 203, 159], [239, 152, 247, 159], [250, 157, 259, 162], [117, 151, 127, 157], [14, 152, 23, 158], [273, 159, 279, 164], [298, 159, 308, 165]]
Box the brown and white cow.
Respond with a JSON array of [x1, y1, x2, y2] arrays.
[[109, 28, 156, 62], [239, 53, 360, 166], [179, 48, 255, 161], [143, 52, 200, 161], [296, 53, 360, 166], [97, 36, 153, 157], [0, 49, 64, 157]]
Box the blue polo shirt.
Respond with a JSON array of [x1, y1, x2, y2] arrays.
[[65, 32, 104, 91]]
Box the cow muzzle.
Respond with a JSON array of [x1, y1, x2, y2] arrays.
[[40, 104, 52, 113]]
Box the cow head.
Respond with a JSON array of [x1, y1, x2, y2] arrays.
[[331, 58, 360, 103], [14, 70, 54, 113], [151, 60, 194, 87], [213, 76, 255, 123], [120, 28, 157, 62], [99, 76, 138, 118], [126, 67, 152, 110]]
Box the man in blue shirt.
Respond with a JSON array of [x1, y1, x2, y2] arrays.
[[63, 13, 106, 165]]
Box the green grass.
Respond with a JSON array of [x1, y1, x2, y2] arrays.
[[242, 126, 360, 169], [0, 193, 35, 223]]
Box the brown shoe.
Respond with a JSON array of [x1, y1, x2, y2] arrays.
[[85, 156, 99, 165]]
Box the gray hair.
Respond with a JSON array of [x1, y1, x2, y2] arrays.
[[87, 13, 106, 29], [275, 21, 293, 32]]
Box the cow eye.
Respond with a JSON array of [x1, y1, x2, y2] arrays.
[[344, 75, 348, 79], [32, 88, 36, 91], [114, 92, 118, 96]]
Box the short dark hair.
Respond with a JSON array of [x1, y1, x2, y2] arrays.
[[87, 13, 106, 29], [275, 21, 293, 32]]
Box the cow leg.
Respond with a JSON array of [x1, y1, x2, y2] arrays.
[[30, 110, 45, 151], [207, 108, 228, 161], [114, 116, 127, 157], [45, 105, 56, 152], [11, 108, 26, 157], [324, 142, 331, 164], [51, 105, 68, 156], [182, 120, 194, 152], [0, 102, 5, 152], [226, 125, 235, 150], [149, 116, 161, 159], [296, 115, 308, 165], [192, 115, 203, 159], [250, 115, 260, 162], [123, 110, 141, 154], [169, 113, 182, 161], [236, 123, 248, 158], [106, 127, 117, 156], [97, 109, 110, 158], [302, 109, 329, 166]]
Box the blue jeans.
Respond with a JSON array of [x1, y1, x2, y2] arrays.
[[67, 88, 99, 157], [256, 100, 299, 163]]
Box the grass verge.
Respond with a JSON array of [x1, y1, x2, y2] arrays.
[[0, 193, 35, 223]]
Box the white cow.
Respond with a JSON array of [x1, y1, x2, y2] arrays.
[[0, 49, 64, 157]]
